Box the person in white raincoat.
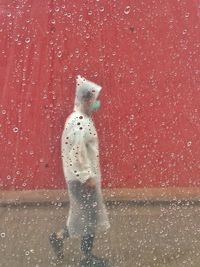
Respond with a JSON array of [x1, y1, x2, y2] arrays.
[[50, 75, 110, 267]]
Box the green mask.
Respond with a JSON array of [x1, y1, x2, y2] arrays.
[[91, 100, 101, 111]]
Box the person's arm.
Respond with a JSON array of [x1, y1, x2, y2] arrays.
[[69, 128, 95, 187]]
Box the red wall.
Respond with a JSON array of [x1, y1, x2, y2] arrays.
[[0, 0, 200, 190]]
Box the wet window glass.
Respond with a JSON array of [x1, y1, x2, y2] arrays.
[[0, 1, 200, 267]]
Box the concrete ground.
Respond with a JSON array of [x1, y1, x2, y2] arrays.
[[0, 202, 200, 267]]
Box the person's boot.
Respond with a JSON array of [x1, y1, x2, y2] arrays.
[[49, 232, 64, 262], [80, 254, 107, 267]]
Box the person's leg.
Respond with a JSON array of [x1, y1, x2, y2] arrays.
[[49, 226, 70, 260], [80, 233, 95, 257], [80, 232, 107, 267], [79, 187, 107, 266]]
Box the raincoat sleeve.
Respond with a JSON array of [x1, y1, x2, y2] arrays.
[[69, 126, 94, 184]]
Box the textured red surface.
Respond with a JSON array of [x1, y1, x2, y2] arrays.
[[0, 0, 200, 190]]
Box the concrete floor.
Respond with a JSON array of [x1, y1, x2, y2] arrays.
[[0, 202, 200, 267]]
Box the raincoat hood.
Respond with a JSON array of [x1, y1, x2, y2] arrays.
[[74, 75, 102, 111]]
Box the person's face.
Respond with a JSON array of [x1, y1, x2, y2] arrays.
[[82, 95, 96, 114]]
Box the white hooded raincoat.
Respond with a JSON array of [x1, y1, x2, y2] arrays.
[[61, 75, 110, 237]]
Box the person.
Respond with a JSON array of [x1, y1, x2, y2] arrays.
[[50, 75, 110, 267]]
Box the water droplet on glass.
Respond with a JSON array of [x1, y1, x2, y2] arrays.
[[99, 7, 105, 12], [1, 233, 5, 238], [25, 251, 30, 256], [88, 11, 92, 15], [185, 13, 190, 18], [25, 37, 30, 44], [13, 127, 19, 133], [93, 202, 97, 207], [57, 51, 62, 58], [7, 175, 11, 180], [7, 12, 11, 17], [2, 110, 6, 114], [79, 15, 83, 21], [182, 29, 187, 35], [51, 19, 56, 24], [187, 141, 192, 147], [55, 7, 60, 12], [86, 33, 90, 39], [124, 6, 131, 15]]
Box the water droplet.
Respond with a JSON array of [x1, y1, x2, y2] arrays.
[[13, 127, 19, 133], [25, 250, 30, 256], [124, 6, 131, 15], [185, 13, 190, 18], [99, 7, 104, 12], [88, 11, 92, 16], [1, 233, 5, 238], [51, 19, 56, 24], [7, 12, 11, 17], [79, 15, 83, 21], [2, 110, 6, 114], [182, 29, 187, 35], [187, 141, 192, 147], [55, 7, 60, 12], [25, 37, 30, 44], [7, 175, 11, 180], [93, 202, 97, 207], [86, 33, 90, 39], [57, 51, 62, 57]]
